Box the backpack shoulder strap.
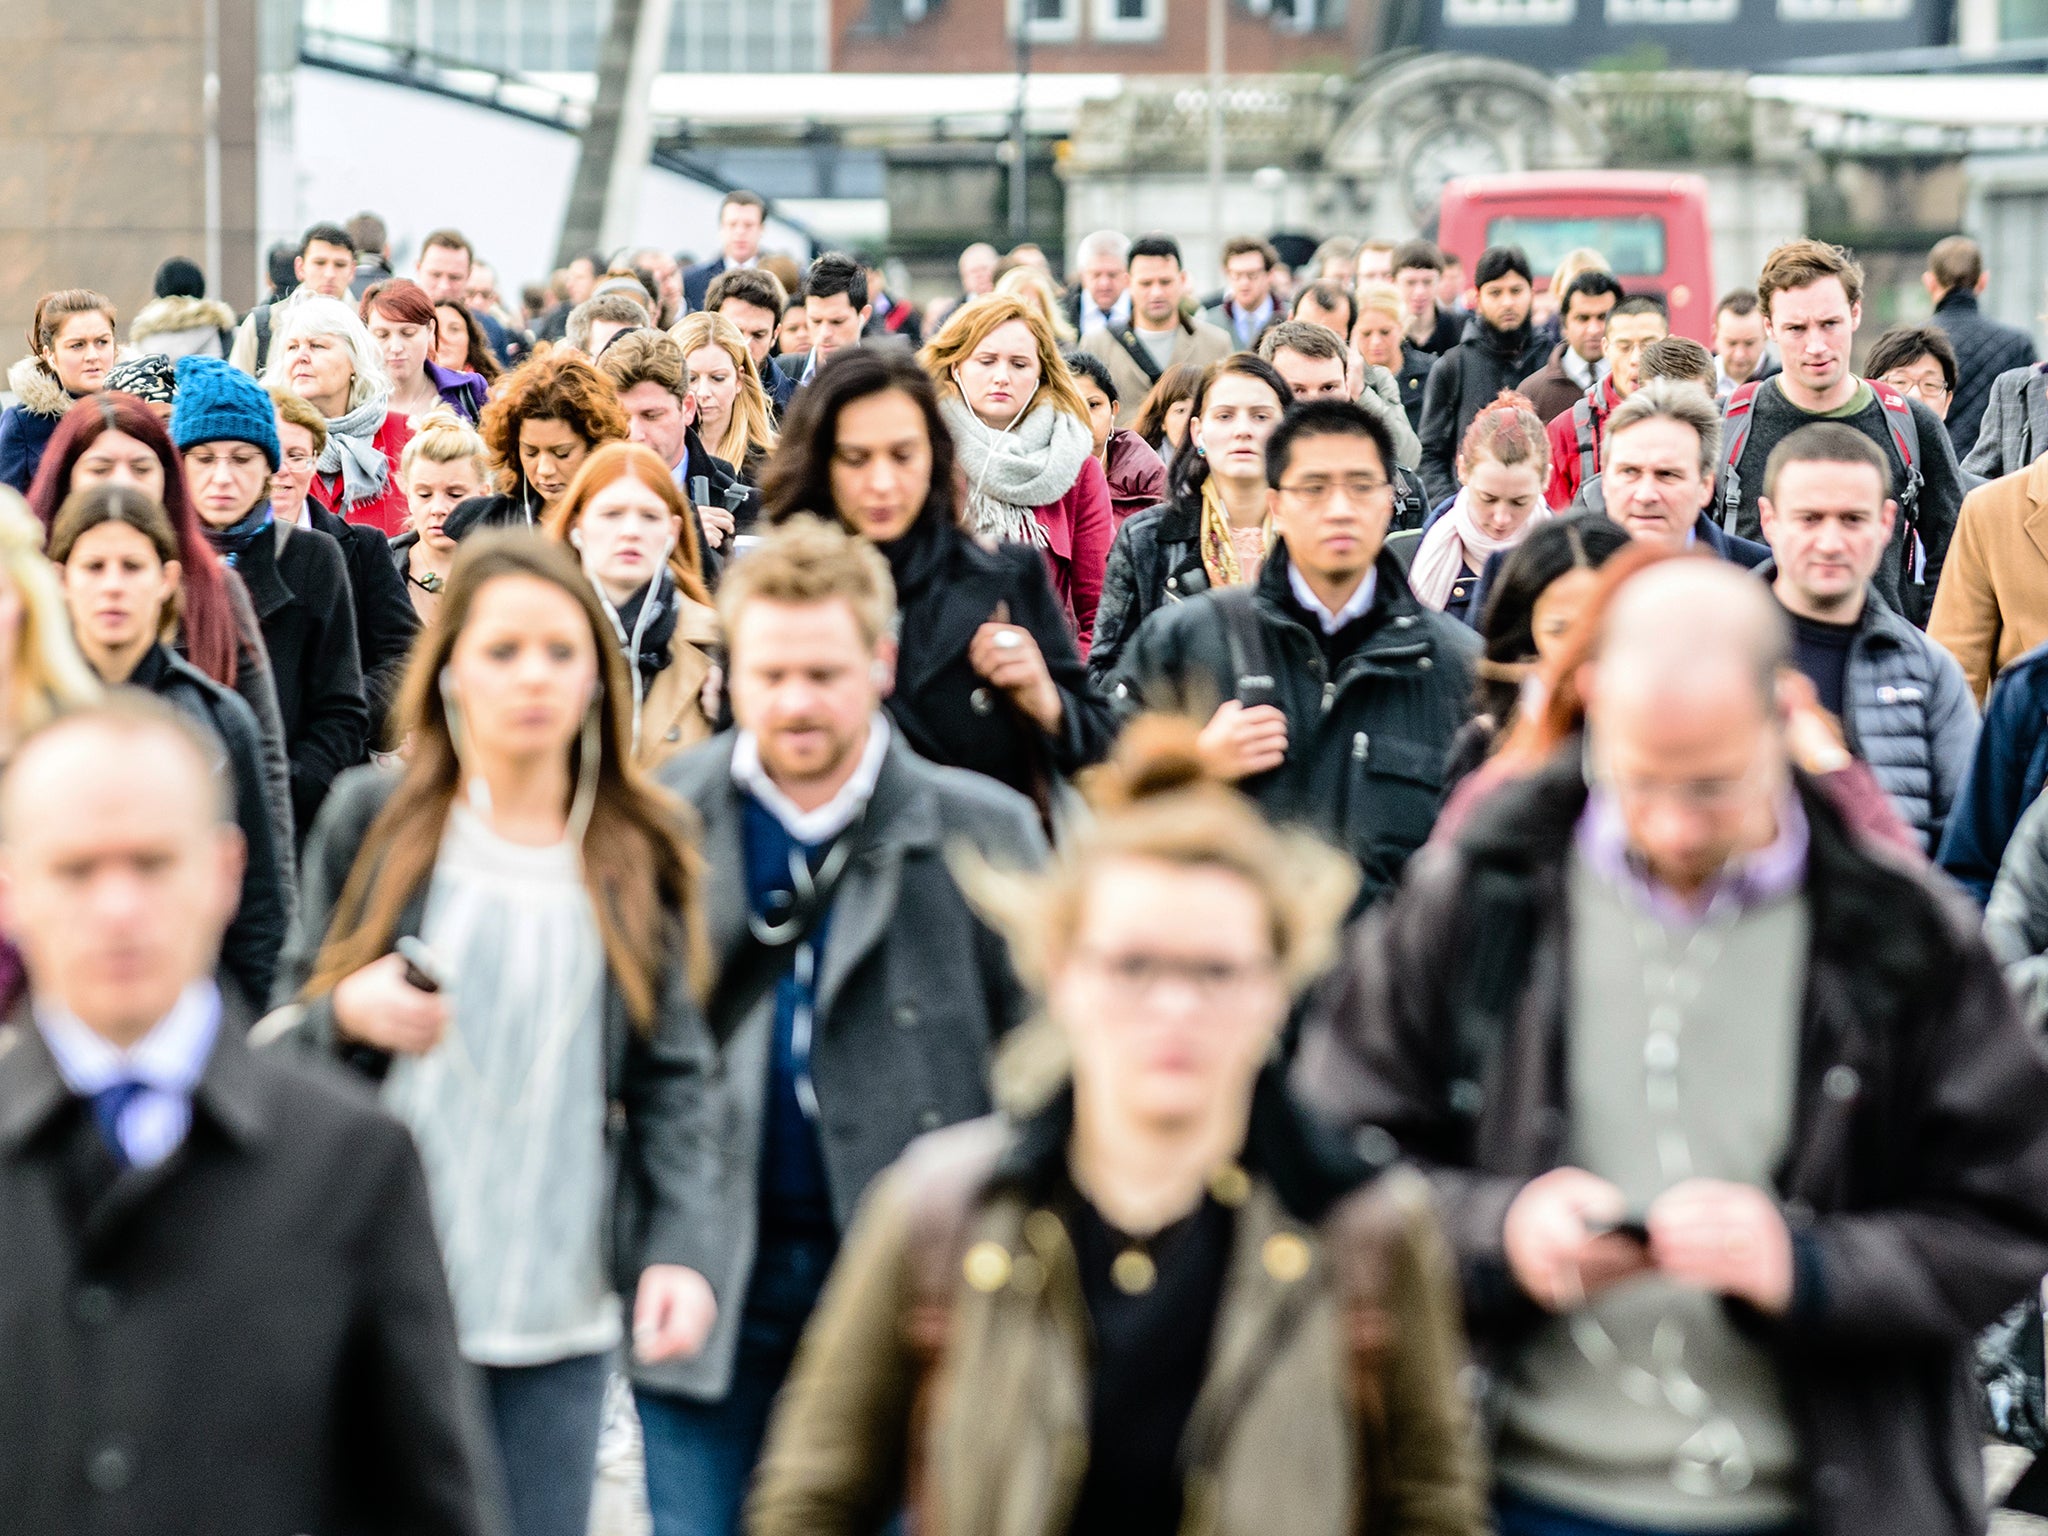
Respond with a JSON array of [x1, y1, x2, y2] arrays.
[[1868, 378, 1925, 524], [1211, 585, 1277, 708], [253, 302, 273, 376], [1571, 395, 1599, 487], [1107, 321, 1166, 387], [1717, 379, 1763, 533]]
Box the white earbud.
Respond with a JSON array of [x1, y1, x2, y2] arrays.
[[569, 527, 584, 549]]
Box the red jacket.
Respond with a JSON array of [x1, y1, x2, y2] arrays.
[[1103, 429, 1167, 533], [1544, 374, 1620, 510], [1032, 453, 1114, 657], [309, 410, 415, 538]]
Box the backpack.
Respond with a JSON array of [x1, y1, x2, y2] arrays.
[[251, 302, 275, 377], [1570, 393, 1601, 492], [1720, 378, 1923, 550]]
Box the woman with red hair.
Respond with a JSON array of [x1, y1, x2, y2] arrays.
[[27, 391, 296, 877], [1409, 390, 1551, 626], [361, 278, 489, 426]]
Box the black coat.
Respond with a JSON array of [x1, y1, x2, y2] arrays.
[[235, 520, 370, 837], [1295, 754, 2048, 1536], [1110, 543, 1480, 906], [1088, 493, 1205, 689], [130, 643, 291, 1014], [0, 1002, 496, 1535], [881, 520, 1118, 809], [1417, 318, 1552, 507], [1395, 341, 1434, 431], [308, 504, 420, 749], [1932, 289, 2038, 462]]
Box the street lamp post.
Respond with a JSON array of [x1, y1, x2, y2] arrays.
[[1010, 12, 1032, 242], [1206, 0, 1225, 284]]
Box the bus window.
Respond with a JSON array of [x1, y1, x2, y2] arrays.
[[1487, 216, 1668, 278]]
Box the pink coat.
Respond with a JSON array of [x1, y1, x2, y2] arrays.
[[1031, 453, 1114, 656]]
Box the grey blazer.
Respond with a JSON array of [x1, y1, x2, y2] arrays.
[[644, 730, 1045, 1400], [1962, 363, 2048, 483]]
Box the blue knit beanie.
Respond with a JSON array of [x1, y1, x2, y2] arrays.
[[172, 356, 281, 470]]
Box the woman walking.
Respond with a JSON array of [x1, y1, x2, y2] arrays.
[[2, 291, 118, 492], [1088, 354, 1291, 685], [51, 483, 290, 1010], [274, 531, 716, 1536], [395, 410, 493, 625], [673, 311, 777, 485], [448, 347, 627, 538], [544, 443, 721, 769], [263, 295, 415, 536], [1408, 392, 1552, 626], [749, 718, 1487, 1535], [362, 279, 491, 425], [763, 347, 1114, 820], [922, 295, 1113, 652]]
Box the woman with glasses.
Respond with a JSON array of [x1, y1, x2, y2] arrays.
[[175, 358, 368, 839], [1088, 354, 1291, 686], [1866, 325, 1958, 424], [748, 717, 1487, 1536]]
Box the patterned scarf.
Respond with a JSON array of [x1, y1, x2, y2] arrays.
[[202, 504, 274, 568], [1198, 476, 1269, 590], [315, 392, 394, 510]]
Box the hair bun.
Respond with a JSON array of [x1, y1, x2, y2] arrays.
[[1089, 714, 1219, 809]]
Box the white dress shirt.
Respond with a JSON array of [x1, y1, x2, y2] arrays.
[[1288, 563, 1379, 635], [731, 713, 892, 845], [38, 981, 222, 1169]]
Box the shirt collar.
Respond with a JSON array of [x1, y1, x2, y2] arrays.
[[1576, 780, 1809, 927], [36, 981, 222, 1097], [1085, 292, 1132, 329], [1563, 348, 1595, 389], [668, 444, 691, 487], [1286, 562, 1378, 635], [731, 713, 892, 846]]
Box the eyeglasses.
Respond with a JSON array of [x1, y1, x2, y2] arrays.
[[1075, 947, 1276, 1003], [1878, 373, 1950, 403], [280, 449, 316, 470], [1595, 751, 1771, 814], [1275, 476, 1393, 509]]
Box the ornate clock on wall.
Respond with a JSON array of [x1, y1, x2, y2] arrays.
[[1401, 122, 1510, 223], [1324, 54, 1606, 234]]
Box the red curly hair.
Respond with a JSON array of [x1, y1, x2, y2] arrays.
[[478, 343, 628, 497], [1457, 389, 1550, 478]]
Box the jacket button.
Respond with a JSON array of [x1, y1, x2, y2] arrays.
[[1823, 1065, 1860, 1102], [894, 1003, 918, 1030], [1416, 656, 1433, 671], [1396, 614, 1416, 628], [74, 1284, 116, 1327], [608, 1100, 627, 1134], [1166, 575, 1178, 591], [969, 687, 994, 715], [1353, 1125, 1398, 1167], [87, 1444, 134, 1493], [919, 1108, 943, 1131]]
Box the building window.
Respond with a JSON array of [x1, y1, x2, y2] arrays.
[[1092, 0, 1166, 40], [1013, 0, 1082, 42], [1443, 0, 1574, 24], [1778, 0, 1909, 17], [1606, 0, 1737, 20]]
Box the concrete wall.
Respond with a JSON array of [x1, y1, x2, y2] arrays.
[[0, 0, 264, 362]]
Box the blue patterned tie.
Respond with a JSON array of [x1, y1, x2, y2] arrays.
[[89, 1081, 146, 1170]]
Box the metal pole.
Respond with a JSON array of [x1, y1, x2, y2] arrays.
[[203, 0, 222, 298], [600, 0, 677, 253], [1010, 20, 1031, 242], [1206, 0, 1225, 286]]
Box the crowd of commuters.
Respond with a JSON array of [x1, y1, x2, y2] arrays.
[[10, 196, 2048, 1536]]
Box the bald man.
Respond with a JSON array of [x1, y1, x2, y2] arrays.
[[1297, 558, 2048, 1536], [0, 697, 495, 1534]]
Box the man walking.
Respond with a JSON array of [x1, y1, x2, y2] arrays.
[[1759, 423, 1977, 851], [683, 190, 769, 313], [639, 519, 1044, 1536], [1925, 234, 2036, 461], [1544, 294, 1669, 510], [1720, 240, 1967, 623], [0, 697, 495, 1534], [1519, 270, 1622, 424], [1110, 399, 1477, 907], [1601, 381, 1768, 566], [1297, 557, 2048, 1536], [1418, 246, 1550, 507], [1082, 234, 1232, 428]]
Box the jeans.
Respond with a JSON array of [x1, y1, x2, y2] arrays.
[[637, 1232, 837, 1536], [480, 1350, 612, 1536], [1495, 1491, 1809, 1536]]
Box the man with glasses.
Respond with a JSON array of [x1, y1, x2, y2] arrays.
[[1298, 555, 2048, 1536], [1863, 325, 1958, 425], [1109, 398, 1478, 907]]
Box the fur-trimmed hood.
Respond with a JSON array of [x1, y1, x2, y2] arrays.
[[5, 357, 68, 420], [129, 294, 237, 348]]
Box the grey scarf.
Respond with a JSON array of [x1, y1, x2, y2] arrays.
[[940, 394, 1093, 549], [316, 392, 394, 510]]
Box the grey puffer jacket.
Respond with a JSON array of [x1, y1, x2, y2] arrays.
[[1770, 566, 1979, 851]]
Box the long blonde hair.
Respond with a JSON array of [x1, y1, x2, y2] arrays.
[[670, 312, 777, 471], [0, 489, 102, 736], [920, 294, 1092, 429]]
